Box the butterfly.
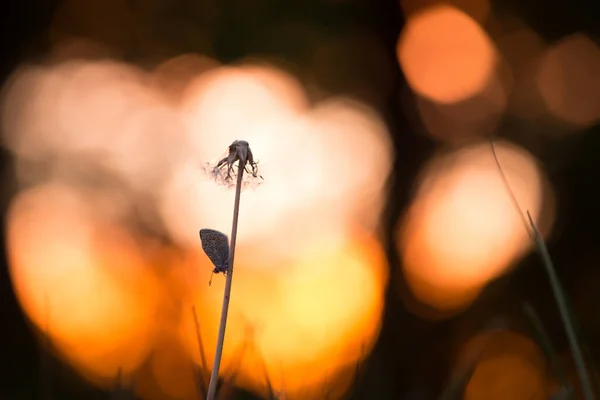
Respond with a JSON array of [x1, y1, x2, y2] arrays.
[[199, 228, 230, 286]]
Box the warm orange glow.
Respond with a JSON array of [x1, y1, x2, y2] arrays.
[[180, 233, 388, 399], [141, 338, 200, 400], [2, 53, 393, 398], [495, 24, 548, 121], [152, 54, 220, 105], [6, 183, 161, 383], [397, 5, 497, 104], [400, 0, 491, 23], [162, 63, 392, 254], [0, 59, 188, 198], [397, 140, 553, 313], [463, 331, 548, 399], [537, 33, 600, 128], [49, 36, 117, 62], [415, 75, 509, 144]]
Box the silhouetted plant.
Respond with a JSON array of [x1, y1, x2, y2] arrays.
[[198, 140, 262, 400]]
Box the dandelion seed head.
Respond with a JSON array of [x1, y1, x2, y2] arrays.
[[200, 141, 264, 189]]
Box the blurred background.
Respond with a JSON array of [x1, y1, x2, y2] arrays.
[[1, 0, 599, 399]]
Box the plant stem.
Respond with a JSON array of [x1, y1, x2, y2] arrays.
[[192, 306, 208, 397], [522, 302, 572, 398], [527, 211, 594, 400], [207, 161, 245, 400]]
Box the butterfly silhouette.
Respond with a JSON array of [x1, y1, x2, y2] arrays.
[[199, 228, 230, 286]]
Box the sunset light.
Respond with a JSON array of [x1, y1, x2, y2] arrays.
[[397, 5, 497, 104], [1, 53, 392, 398], [397, 140, 554, 314]]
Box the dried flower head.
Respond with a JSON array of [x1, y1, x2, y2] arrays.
[[201, 139, 262, 399], [203, 140, 264, 188]]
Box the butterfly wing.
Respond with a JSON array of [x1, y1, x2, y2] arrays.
[[199, 229, 230, 273]]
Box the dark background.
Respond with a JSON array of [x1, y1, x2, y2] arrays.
[[1, 0, 599, 399]]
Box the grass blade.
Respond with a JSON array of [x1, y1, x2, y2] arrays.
[[527, 211, 594, 400]]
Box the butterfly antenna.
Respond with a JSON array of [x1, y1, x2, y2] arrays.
[[209, 271, 215, 287]]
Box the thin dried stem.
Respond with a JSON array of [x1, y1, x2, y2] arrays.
[[522, 302, 573, 399], [255, 343, 275, 400], [192, 306, 209, 397], [490, 139, 595, 399], [527, 211, 595, 400], [207, 142, 248, 400]]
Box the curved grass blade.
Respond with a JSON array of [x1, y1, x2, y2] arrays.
[[522, 302, 573, 399], [527, 211, 595, 400]]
